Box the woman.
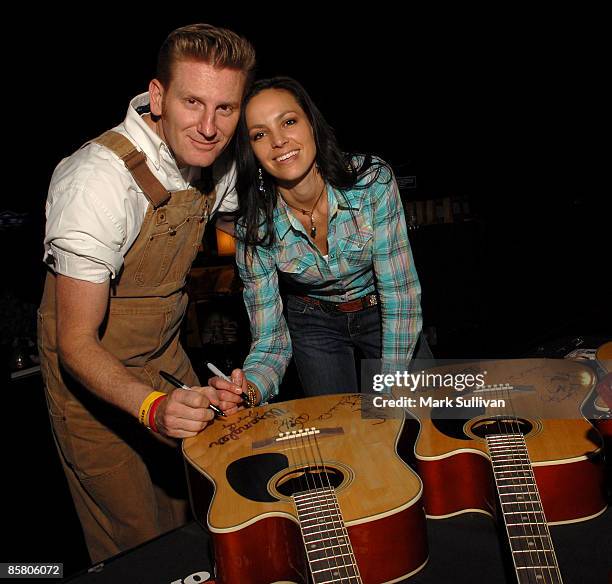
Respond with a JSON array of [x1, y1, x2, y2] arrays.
[[212, 77, 425, 407]]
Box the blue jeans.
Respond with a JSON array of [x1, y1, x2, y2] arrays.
[[285, 294, 384, 396], [285, 295, 432, 396]]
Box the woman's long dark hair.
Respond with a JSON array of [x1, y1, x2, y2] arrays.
[[234, 76, 388, 254]]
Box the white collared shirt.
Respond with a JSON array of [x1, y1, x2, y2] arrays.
[[43, 92, 238, 283]]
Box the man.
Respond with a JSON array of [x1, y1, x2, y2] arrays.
[[38, 24, 254, 563]]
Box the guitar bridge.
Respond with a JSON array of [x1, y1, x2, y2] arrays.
[[252, 427, 344, 450], [276, 428, 320, 442]]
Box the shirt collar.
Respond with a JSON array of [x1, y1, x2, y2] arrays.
[[273, 184, 360, 240], [273, 196, 297, 240]]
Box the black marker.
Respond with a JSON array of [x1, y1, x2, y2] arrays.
[[160, 370, 226, 417]]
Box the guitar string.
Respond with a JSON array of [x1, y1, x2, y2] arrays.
[[278, 431, 309, 583], [301, 430, 346, 584], [308, 426, 362, 583], [495, 383, 543, 584], [306, 428, 355, 583], [290, 422, 363, 584], [509, 381, 564, 584], [291, 430, 337, 583], [292, 427, 341, 583], [506, 381, 560, 584], [498, 379, 556, 583], [486, 382, 538, 583], [302, 428, 356, 583]]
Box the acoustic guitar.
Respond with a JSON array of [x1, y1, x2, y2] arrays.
[[183, 394, 428, 584], [399, 358, 607, 583]]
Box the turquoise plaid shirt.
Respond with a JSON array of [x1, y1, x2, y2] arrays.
[[237, 161, 422, 401]]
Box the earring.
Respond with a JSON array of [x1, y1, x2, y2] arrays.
[[258, 167, 265, 192]]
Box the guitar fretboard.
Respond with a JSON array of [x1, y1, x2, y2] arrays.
[[293, 487, 363, 584], [486, 433, 563, 584]]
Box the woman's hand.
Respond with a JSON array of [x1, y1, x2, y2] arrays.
[[209, 368, 255, 416]]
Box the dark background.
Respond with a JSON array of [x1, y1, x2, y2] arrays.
[[4, 10, 609, 357], [2, 10, 609, 581]]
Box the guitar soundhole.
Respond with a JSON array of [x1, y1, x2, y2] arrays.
[[470, 416, 533, 438], [275, 465, 345, 498]]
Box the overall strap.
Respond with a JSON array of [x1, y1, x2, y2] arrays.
[[91, 130, 171, 208]]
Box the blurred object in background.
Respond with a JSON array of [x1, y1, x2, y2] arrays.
[[0, 209, 29, 230], [216, 228, 236, 256]]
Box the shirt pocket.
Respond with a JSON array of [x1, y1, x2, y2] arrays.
[[338, 226, 374, 266], [277, 252, 318, 285]]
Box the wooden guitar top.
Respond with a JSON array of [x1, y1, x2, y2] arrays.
[[400, 358, 600, 463], [183, 393, 422, 532]]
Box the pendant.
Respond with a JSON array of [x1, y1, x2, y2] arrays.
[[310, 226, 317, 238]]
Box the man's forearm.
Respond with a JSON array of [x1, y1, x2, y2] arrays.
[[59, 333, 153, 419]]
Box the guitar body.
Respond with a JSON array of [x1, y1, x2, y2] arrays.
[[183, 394, 428, 584], [405, 358, 607, 523]]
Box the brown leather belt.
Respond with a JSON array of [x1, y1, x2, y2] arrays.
[[295, 293, 378, 313]]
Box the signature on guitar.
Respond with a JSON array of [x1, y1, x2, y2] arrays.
[[316, 394, 361, 421], [278, 413, 311, 433], [208, 408, 287, 447], [543, 373, 584, 403]]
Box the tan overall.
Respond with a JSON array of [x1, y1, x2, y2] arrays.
[[37, 131, 215, 563]]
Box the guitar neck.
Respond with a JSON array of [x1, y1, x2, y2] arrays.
[[293, 487, 363, 584], [486, 433, 563, 584]]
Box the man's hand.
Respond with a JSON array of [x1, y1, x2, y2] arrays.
[[154, 386, 220, 438]]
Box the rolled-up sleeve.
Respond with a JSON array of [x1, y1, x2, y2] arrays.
[[45, 183, 126, 282], [43, 153, 139, 283], [236, 240, 292, 402], [371, 168, 422, 366]]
